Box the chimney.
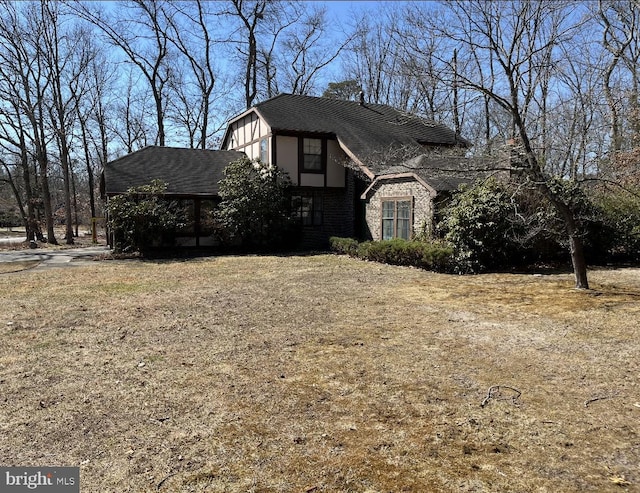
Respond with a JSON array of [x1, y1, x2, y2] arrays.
[[359, 90, 365, 105]]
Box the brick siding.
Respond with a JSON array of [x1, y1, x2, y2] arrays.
[[363, 177, 435, 241]]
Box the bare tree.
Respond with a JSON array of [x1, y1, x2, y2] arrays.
[[597, 1, 640, 154], [432, 0, 591, 288], [551, 34, 608, 180], [278, 5, 354, 96], [344, 12, 399, 105], [0, 47, 39, 241], [166, 1, 219, 149], [70, 0, 173, 146], [41, 0, 92, 244], [0, 0, 57, 243], [88, 55, 113, 177], [225, 0, 268, 109], [396, 6, 474, 130], [69, 36, 107, 225], [111, 68, 151, 154]]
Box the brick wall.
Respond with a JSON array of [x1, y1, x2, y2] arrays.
[[363, 177, 435, 241], [294, 169, 359, 250]]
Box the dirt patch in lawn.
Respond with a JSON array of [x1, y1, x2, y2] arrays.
[[0, 255, 638, 492]]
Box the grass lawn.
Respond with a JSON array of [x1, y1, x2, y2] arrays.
[[1, 254, 639, 492]]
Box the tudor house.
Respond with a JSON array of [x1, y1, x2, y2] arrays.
[[221, 93, 474, 246], [103, 94, 485, 249]]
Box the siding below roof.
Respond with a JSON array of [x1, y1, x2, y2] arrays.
[[104, 146, 245, 195]]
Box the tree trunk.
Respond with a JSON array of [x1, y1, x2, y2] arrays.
[[35, 101, 57, 245], [569, 233, 589, 290], [545, 184, 590, 289], [154, 87, 165, 146], [80, 119, 97, 220], [19, 143, 37, 242], [60, 143, 75, 244], [2, 162, 30, 241], [38, 154, 57, 245]]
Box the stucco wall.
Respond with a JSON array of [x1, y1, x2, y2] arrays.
[[225, 112, 349, 190], [227, 112, 269, 149], [364, 177, 435, 241], [326, 140, 346, 187]]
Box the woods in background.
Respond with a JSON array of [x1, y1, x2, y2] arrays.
[[0, 0, 638, 267]]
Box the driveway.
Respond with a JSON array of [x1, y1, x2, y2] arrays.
[[0, 245, 111, 268]]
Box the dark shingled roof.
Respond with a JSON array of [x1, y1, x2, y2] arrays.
[[380, 155, 496, 192], [251, 94, 468, 164], [103, 146, 245, 196]]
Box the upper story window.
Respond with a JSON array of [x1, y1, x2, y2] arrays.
[[302, 138, 322, 172], [259, 138, 268, 162]]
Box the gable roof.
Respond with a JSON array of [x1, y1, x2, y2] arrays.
[[361, 154, 497, 199], [384, 155, 495, 191], [103, 146, 245, 196], [223, 94, 468, 171]]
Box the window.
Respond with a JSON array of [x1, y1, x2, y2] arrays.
[[176, 199, 196, 235], [381, 198, 412, 240], [259, 138, 268, 163], [199, 199, 217, 236], [292, 192, 323, 226], [302, 138, 322, 172]]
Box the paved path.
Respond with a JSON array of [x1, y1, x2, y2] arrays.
[[0, 237, 26, 246], [0, 245, 110, 267]]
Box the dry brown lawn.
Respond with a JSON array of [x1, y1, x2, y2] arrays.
[[0, 254, 639, 492]]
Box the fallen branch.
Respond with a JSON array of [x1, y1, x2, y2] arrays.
[[584, 392, 618, 408], [157, 473, 176, 491], [481, 385, 521, 408]]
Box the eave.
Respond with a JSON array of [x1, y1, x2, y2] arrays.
[[336, 136, 375, 180], [360, 172, 438, 200]]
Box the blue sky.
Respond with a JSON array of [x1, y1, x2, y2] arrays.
[[322, 0, 413, 24]]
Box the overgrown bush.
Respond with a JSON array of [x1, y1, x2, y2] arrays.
[[216, 157, 295, 250], [588, 188, 640, 263], [438, 178, 523, 273], [330, 236, 453, 272], [106, 180, 185, 254], [0, 206, 23, 228], [519, 180, 640, 265]]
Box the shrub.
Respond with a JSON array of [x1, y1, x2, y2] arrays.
[[438, 178, 524, 273], [216, 157, 295, 250], [588, 188, 640, 263], [330, 236, 453, 272], [106, 180, 185, 254], [329, 236, 359, 256]]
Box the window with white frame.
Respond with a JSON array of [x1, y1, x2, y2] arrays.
[[259, 138, 268, 162]]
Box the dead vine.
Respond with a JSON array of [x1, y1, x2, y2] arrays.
[[481, 385, 522, 408]]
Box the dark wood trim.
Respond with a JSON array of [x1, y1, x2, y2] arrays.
[[297, 137, 303, 185], [232, 133, 273, 151], [298, 136, 326, 175], [275, 129, 334, 139], [271, 133, 277, 166], [242, 116, 246, 145], [380, 196, 414, 240], [322, 138, 328, 187]]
